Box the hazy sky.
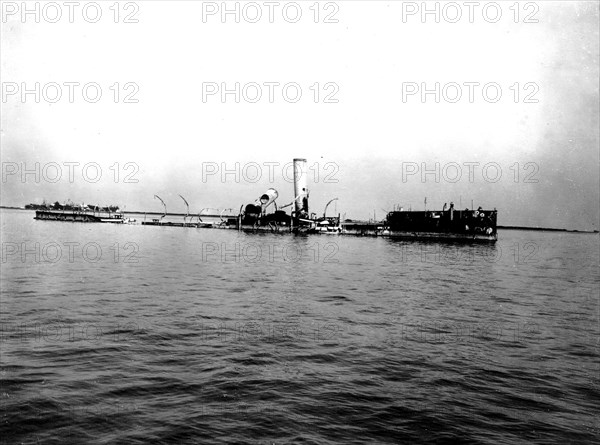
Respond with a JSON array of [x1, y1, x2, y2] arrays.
[[1, 1, 598, 230]]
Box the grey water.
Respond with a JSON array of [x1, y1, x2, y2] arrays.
[[1, 208, 598, 444]]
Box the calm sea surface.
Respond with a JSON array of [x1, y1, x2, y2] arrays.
[[1, 208, 598, 444]]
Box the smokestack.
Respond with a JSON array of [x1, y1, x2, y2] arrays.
[[293, 158, 308, 215]]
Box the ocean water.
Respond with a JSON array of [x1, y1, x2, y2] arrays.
[[1, 208, 598, 444]]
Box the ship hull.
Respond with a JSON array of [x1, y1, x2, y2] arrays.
[[384, 209, 498, 242], [380, 230, 497, 242]]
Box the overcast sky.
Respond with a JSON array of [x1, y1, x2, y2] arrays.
[[1, 1, 598, 230]]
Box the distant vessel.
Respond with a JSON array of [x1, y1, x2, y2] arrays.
[[33, 202, 124, 224], [34, 210, 124, 223]]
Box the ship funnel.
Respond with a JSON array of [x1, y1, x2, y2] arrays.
[[293, 158, 308, 215]]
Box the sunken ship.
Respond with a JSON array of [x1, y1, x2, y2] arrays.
[[30, 158, 498, 242]]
